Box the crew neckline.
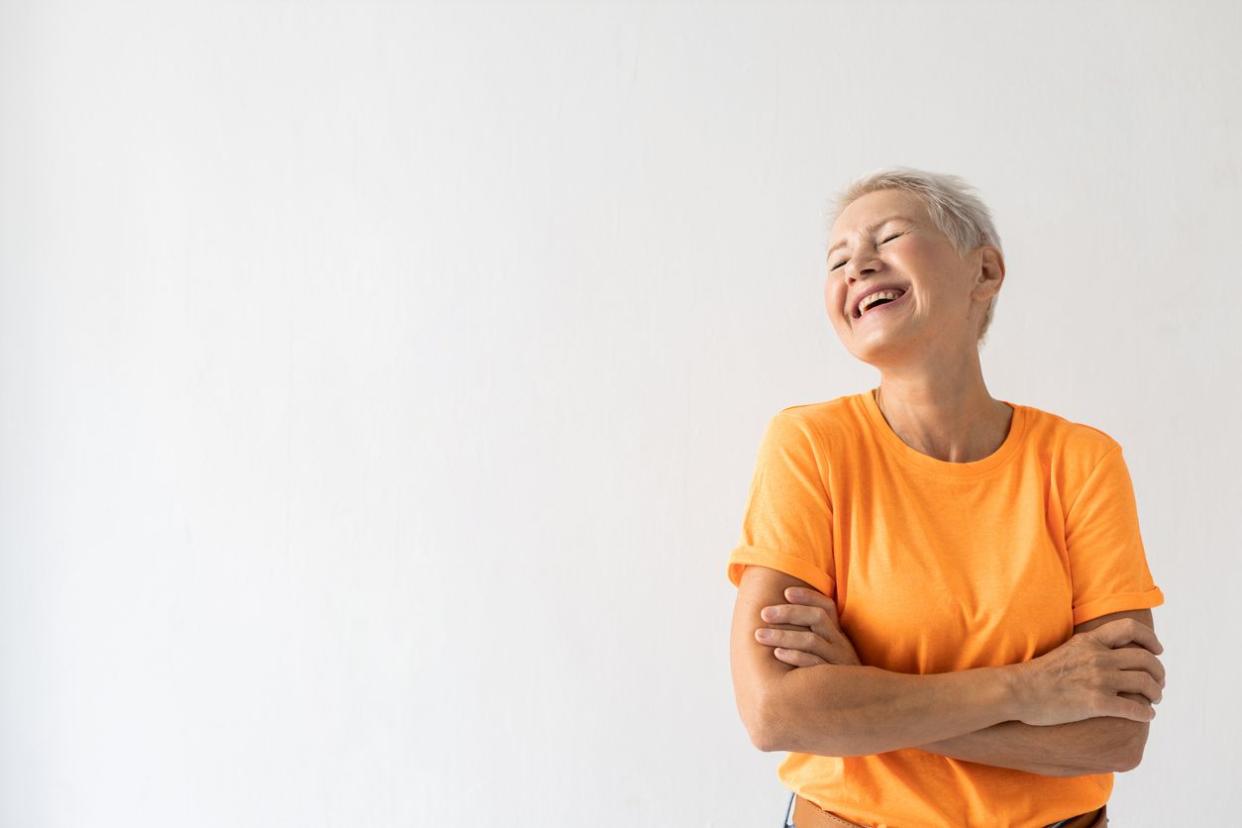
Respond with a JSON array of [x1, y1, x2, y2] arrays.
[[858, 386, 1027, 479]]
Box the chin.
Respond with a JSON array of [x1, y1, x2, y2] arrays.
[[846, 333, 916, 367]]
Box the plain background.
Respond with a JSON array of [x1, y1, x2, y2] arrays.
[[2, 1, 1238, 825]]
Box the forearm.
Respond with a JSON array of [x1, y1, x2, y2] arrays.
[[762, 662, 1018, 757], [913, 716, 1145, 776]]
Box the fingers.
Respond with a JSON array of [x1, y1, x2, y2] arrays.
[[773, 647, 827, 667], [1109, 647, 1166, 688], [1089, 617, 1163, 655], [783, 586, 838, 616], [1101, 693, 1156, 723], [761, 587, 841, 635], [761, 603, 828, 628], [1111, 669, 1164, 705], [755, 626, 832, 660]]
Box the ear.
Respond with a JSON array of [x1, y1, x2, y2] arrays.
[[973, 245, 1005, 300]]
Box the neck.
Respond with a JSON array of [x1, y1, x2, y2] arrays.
[[873, 376, 1013, 463]]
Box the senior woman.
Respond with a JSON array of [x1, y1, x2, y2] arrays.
[[726, 167, 1166, 828]]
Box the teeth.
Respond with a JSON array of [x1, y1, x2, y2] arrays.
[[858, 289, 904, 315]]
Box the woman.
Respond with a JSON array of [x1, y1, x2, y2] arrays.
[[726, 167, 1166, 828]]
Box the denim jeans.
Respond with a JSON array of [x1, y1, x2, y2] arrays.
[[781, 791, 1091, 827]]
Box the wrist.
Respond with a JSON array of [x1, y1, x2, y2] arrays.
[[998, 662, 1033, 722]]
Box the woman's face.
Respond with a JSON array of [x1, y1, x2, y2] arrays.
[[824, 188, 997, 369]]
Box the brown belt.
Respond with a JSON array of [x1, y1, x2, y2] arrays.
[[792, 794, 1107, 828]]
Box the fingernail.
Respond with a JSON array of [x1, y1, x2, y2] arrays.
[[756, 629, 773, 639]]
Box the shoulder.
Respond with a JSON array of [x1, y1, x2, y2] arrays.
[[1018, 404, 1135, 515], [745, 395, 864, 476], [1019, 402, 1124, 466], [769, 394, 863, 447]]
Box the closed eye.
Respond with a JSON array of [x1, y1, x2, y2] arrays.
[[829, 233, 903, 271]]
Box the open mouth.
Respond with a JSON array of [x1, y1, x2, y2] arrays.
[[853, 288, 908, 321]]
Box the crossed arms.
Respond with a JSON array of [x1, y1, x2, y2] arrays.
[[730, 565, 1159, 776]]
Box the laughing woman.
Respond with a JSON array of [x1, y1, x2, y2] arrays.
[[725, 167, 1166, 828]]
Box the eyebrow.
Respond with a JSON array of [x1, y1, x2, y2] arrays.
[[827, 215, 913, 258]]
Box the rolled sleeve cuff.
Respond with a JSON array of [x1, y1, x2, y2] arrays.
[[726, 544, 836, 598], [1072, 585, 1165, 626]]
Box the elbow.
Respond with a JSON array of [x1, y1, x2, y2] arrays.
[[749, 687, 789, 753], [1114, 749, 1143, 773], [750, 726, 782, 754], [742, 708, 776, 753], [751, 666, 847, 755], [1115, 739, 1147, 773], [1112, 722, 1151, 773]]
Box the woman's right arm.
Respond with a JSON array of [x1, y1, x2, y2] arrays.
[[731, 564, 1015, 755], [761, 653, 1020, 757]]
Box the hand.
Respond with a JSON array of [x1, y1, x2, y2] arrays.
[[1013, 618, 1166, 726], [754, 586, 862, 667]]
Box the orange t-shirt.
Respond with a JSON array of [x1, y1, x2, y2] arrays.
[[726, 388, 1165, 828]]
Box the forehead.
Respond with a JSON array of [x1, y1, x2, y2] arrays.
[[830, 189, 928, 240]]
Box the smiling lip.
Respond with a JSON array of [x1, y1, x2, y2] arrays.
[[850, 284, 908, 319], [854, 289, 910, 322]]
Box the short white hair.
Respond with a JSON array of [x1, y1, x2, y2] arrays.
[[828, 166, 1004, 346]]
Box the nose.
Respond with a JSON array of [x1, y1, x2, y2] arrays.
[[844, 245, 883, 284]]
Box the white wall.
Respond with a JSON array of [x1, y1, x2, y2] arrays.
[[1, 2, 1237, 825]]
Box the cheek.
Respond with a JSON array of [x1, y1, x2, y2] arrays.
[[824, 280, 842, 315]]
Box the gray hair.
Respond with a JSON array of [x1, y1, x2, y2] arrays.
[[828, 166, 1004, 346]]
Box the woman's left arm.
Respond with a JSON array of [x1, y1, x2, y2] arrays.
[[916, 609, 1156, 776], [758, 594, 1155, 776], [914, 712, 1145, 776]]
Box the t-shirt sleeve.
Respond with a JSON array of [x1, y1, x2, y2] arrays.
[[1064, 443, 1165, 626], [725, 411, 836, 598]]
